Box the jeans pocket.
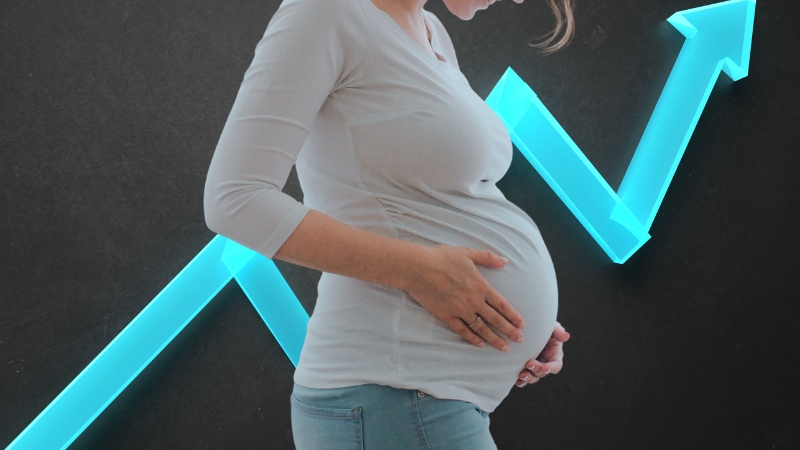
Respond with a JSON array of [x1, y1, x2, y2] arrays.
[[291, 394, 364, 450]]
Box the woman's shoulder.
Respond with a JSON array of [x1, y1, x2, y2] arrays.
[[277, 0, 366, 20], [272, 0, 368, 33]]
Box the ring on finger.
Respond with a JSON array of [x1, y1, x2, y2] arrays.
[[466, 315, 483, 327]]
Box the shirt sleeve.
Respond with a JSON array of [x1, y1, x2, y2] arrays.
[[203, 0, 368, 259]]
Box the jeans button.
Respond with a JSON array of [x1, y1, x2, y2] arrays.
[[417, 390, 425, 398]]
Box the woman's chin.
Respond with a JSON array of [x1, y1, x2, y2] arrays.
[[450, 4, 479, 20], [455, 11, 476, 20]]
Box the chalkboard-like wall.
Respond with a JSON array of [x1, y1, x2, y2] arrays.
[[1, 0, 798, 448]]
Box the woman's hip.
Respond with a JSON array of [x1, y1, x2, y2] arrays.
[[290, 382, 496, 450]]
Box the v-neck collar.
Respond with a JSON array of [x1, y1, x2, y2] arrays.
[[423, 15, 448, 63], [364, 0, 450, 67]]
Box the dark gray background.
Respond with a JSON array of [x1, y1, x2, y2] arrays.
[[2, 0, 798, 448]]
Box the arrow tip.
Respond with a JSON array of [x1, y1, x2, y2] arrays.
[[667, 0, 757, 80], [667, 13, 697, 39]]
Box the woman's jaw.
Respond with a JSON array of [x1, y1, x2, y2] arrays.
[[442, 0, 524, 21]]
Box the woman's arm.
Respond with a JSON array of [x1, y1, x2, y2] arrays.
[[268, 208, 526, 352], [272, 208, 425, 293], [203, 0, 524, 351]]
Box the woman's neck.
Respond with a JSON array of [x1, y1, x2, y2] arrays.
[[371, 0, 429, 40], [370, 0, 435, 56]]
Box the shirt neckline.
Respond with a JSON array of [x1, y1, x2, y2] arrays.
[[423, 16, 449, 64], [364, 0, 450, 67]]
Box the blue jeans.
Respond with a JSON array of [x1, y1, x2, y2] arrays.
[[290, 382, 497, 449]]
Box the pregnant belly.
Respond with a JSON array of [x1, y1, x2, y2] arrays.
[[475, 248, 559, 371], [395, 213, 559, 401]]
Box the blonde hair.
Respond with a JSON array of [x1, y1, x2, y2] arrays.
[[528, 0, 576, 55]]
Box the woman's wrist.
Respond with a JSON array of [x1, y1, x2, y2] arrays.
[[387, 240, 433, 293]]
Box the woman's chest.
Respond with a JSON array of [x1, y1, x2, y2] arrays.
[[333, 64, 513, 194]]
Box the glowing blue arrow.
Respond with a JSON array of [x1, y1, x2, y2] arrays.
[[486, 0, 756, 263]]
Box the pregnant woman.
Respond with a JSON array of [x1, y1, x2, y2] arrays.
[[204, 0, 574, 447]]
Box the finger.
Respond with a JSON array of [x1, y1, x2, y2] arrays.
[[468, 316, 510, 352], [540, 349, 564, 374], [467, 248, 508, 269], [527, 360, 550, 377], [537, 361, 558, 375], [541, 361, 561, 374], [530, 365, 550, 377], [478, 301, 524, 345], [482, 286, 526, 334], [518, 369, 542, 382], [526, 358, 544, 372], [516, 376, 538, 388], [446, 317, 488, 349], [552, 326, 570, 343]]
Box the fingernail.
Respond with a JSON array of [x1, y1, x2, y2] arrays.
[[516, 336, 524, 344], [501, 345, 510, 352], [478, 342, 486, 348], [519, 321, 526, 329], [499, 256, 508, 263], [544, 369, 551, 375], [522, 374, 530, 380]]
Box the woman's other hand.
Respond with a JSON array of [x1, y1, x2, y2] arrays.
[[403, 245, 526, 352], [515, 321, 570, 387]]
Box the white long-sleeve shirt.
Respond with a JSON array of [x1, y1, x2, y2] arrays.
[[204, 0, 558, 413]]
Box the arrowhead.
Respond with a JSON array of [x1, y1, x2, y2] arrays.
[[667, 0, 756, 80]]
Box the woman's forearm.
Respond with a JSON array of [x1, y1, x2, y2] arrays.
[[273, 208, 428, 292]]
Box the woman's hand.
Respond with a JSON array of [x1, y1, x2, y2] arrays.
[[515, 321, 570, 387], [403, 245, 526, 352]]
